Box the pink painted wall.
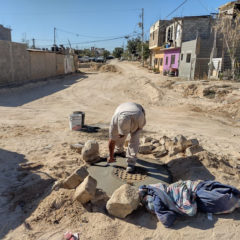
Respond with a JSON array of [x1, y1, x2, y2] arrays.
[[163, 48, 181, 71]]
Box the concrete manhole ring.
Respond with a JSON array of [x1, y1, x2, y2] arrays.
[[112, 166, 148, 183]]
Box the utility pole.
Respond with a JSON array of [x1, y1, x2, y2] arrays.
[[54, 27, 56, 45], [141, 8, 144, 67], [32, 38, 35, 49]]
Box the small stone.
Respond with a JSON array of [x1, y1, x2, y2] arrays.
[[175, 135, 187, 145], [159, 136, 170, 145], [186, 145, 204, 156], [62, 166, 89, 189], [82, 140, 100, 163], [70, 143, 84, 153], [138, 143, 154, 154], [151, 139, 160, 144], [106, 184, 140, 218], [74, 176, 97, 204], [153, 142, 161, 148], [184, 139, 199, 148], [153, 146, 168, 158], [140, 136, 153, 144]]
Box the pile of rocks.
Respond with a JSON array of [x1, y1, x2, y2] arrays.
[[53, 165, 140, 218], [138, 134, 204, 158]]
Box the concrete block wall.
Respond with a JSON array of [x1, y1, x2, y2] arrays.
[[0, 40, 74, 87], [182, 18, 211, 42], [0, 40, 30, 87], [0, 25, 11, 41], [29, 51, 57, 81]]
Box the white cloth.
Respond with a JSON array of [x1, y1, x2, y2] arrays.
[[109, 102, 146, 166]]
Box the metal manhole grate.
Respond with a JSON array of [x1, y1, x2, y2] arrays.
[[112, 166, 147, 183]]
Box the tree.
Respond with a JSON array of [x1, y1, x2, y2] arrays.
[[112, 47, 123, 58], [216, 10, 240, 80], [137, 41, 150, 60], [103, 50, 110, 59], [127, 38, 141, 56]]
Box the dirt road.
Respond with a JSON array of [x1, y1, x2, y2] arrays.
[[0, 60, 240, 239]]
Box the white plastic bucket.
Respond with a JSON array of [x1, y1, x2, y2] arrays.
[[69, 112, 85, 131]]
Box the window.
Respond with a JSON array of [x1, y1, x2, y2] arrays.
[[186, 53, 191, 63], [160, 58, 163, 66], [171, 55, 175, 65], [181, 54, 184, 61], [166, 56, 168, 65], [154, 58, 158, 65]]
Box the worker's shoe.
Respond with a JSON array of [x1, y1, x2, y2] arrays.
[[114, 151, 126, 158], [126, 165, 135, 173]]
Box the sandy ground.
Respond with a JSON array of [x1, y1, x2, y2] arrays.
[[0, 60, 240, 240]]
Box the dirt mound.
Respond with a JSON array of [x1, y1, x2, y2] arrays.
[[27, 189, 85, 226], [99, 64, 119, 73], [90, 62, 104, 71], [183, 83, 233, 99]]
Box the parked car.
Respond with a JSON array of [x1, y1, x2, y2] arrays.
[[89, 57, 96, 62], [78, 56, 90, 63], [95, 56, 105, 63], [106, 55, 114, 60]]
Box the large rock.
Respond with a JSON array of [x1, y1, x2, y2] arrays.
[[74, 176, 97, 204], [138, 143, 155, 154], [106, 184, 140, 218], [81, 140, 100, 163], [62, 166, 89, 189]]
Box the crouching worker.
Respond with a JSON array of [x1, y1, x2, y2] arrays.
[[108, 102, 146, 173]]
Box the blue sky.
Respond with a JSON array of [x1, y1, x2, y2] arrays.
[[1, 0, 230, 51]]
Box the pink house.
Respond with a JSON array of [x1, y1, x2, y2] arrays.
[[163, 47, 181, 73]]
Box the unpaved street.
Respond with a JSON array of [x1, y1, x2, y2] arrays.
[[0, 60, 240, 239]]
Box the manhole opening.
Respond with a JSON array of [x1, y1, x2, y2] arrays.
[[112, 166, 148, 183]]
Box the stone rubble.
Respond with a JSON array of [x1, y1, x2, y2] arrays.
[[138, 134, 204, 158]]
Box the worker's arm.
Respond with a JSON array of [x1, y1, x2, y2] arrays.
[[108, 139, 116, 163]]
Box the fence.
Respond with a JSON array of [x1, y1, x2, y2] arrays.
[[0, 40, 75, 87]]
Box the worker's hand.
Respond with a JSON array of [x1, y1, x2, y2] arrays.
[[107, 156, 116, 163]]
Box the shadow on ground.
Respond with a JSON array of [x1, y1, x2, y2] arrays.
[[0, 73, 87, 107], [166, 155, 215, 181], [0, 148, 54, 239]]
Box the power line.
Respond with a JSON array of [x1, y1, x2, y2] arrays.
[[56, 28, 126, 39], [0, 8, 141, 16], [165, 0, 189, 19], [35, 32, 139, 47], [196, 0, 210, 13]]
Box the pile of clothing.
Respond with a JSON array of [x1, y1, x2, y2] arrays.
[[139, 180, 240, 227]]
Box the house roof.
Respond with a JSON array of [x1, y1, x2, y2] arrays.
[[173, 15, 211, 21], [219, 1, 240, 10]]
